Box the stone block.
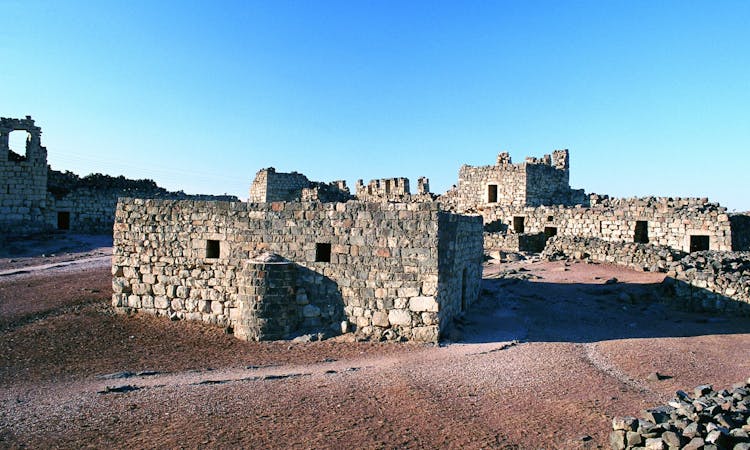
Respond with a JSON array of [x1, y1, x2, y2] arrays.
[[388, 309, 411, 326], [372, 311, 389, 327], [409, 296, 438, 312]]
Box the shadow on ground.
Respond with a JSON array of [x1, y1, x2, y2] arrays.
[[460, 276, 750, 344], [0, 233, 112, 259]]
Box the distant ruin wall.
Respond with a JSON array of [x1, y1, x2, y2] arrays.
[[542, 235, 687, 272], [479, 197, 733, 253], [0, 117, 49, 235], [666, 251, 750, 315], [444, 149, 581, 209], [541, 236, 750, 315], [112, 199, 483, 342], [249, 168, 310, 202]]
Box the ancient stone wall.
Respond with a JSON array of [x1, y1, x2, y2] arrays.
[[541, 236, 750, 315], [355, 177, 435, 203], [0, 116, 50, 235], [249, 168, 311, 202], [542, 235, 687, 272], [480, 196, 733, 253], [666, 251, 750, 315], [112, 198, 483, 342], [442, 149, 582, 210]]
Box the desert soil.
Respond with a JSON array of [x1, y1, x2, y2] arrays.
[[1, 237, 749, 449]]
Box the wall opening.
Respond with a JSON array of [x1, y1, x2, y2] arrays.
[[487, 184, 498, 203], [8, 130, 29, 161], [544, 226, 557, 238], [547, 215, 554, 222], [461, 267, 468, 312], [689, 235, 710, 252], [206, 240, 221, 258], [513, 216, 525, 233], [57, 211, 70, 230], [634, 221, 649, 243], [384, 180, 391, 194], [315, 243, 331, 262]]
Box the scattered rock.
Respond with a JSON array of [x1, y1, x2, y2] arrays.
[[610, 380, 750, 449], [98, 385, 140, 394]]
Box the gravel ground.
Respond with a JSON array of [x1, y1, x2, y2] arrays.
[[1, 242, 749, 449]]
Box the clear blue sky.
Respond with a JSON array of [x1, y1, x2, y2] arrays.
[[2, 1, 748, 210]]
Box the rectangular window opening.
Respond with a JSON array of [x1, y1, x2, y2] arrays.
[[544, 226, 557, 238], [513, 216, 525, 233], [57, 211, 70, 230], [487, 184, 498, 203], [547, 215, 554, 222], [689, 235, 710, 252], [315, 243, 331, 262], [634, 220, 649, 244], [206, 240, 221, 258]]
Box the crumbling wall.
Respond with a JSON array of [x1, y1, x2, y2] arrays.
[[112, 198, 483, 342], [249, 168, 311, 202], [0, 116, 50, 235], [480, 197, 733, 253], [665, 251, 750, 315], [443, 149, 581, 210], [542, 235, 687, 272], [541, 236, 750, 315]]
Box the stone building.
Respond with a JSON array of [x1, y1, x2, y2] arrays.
[[112, 198, 483, 342], [442, 150, 749, 253], [249, 167, 351, 203], [0, 116, 237, 239], [0, 116, 49, 235], [442, 149, 587, 209]]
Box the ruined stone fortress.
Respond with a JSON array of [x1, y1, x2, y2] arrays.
[[0, 116, 236, 239], [3, 116, 750, 342]]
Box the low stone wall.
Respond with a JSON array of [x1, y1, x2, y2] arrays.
[[484, 232, 547, 253], [542, 235, 686, 272], [542, 236, 750, 315], [665, 251, 750, 315]]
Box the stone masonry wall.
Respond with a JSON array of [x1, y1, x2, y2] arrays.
[[666, 251, 750, 315], [442, 149, 581, 210], [112, 198, 483, 342], [541, 236, 750, 315], [480, 197, 733, 253], [542, 235, 687, 273], [249, 168, 311, 202], [0, 116, 50, 235]]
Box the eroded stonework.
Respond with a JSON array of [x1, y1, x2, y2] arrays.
[[112, 199, 483, 342]]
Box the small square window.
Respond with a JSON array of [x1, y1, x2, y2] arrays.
[[315, 243, 331, 262], [206, 240, 220, 258]]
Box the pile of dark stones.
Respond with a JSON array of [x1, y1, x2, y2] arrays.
[[610, 380, 750, 449]]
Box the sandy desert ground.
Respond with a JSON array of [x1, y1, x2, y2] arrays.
[[1, 235, 749, 449]]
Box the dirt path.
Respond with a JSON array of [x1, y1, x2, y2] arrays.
[[1, 247, 749, 449]]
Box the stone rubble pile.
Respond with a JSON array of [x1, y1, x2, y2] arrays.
[[610, 380, 750, 450], [666, 251, 750, 312]]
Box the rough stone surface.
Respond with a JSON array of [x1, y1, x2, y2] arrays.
[[610, 380, 750, 449], [112, 198, 483, 342]]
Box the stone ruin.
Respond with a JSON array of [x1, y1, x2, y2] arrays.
[[4, 114, 750, 340], [112, 199, 483, 342], [0, 116, 237, 240]]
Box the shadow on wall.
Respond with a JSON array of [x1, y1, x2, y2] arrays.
[[460, 277, 750, 344], [294, 265, 346, 338]]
